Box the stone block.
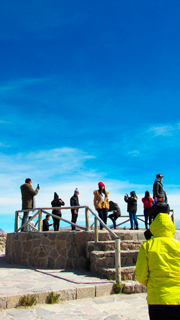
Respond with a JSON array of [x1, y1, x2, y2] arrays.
[[124, 233, 132, 240], [6, 295, 21, 309], [95, 283, 114, 297], [76, 285, 95, 299], [47, 257, 55, 268], [0, 298, 7, 309], [41, 237, 50, 245], [75, 232, 89, 242], [22, 250, 29, 260], [38, 257, 48, 268], [50, 248, 58, 259], [58, 288, 76, 301], [56, 233, 68, 240], [56, 239, 66, 250], [59, 248, 67, 258], [55, 256, 65, 269]]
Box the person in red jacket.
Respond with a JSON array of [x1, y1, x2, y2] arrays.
[[142, 191, 153, 229]]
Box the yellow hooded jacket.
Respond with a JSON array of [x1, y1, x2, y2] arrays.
[[135, 213, 180, 305]]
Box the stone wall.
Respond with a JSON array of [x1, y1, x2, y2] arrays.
[[0, 233, 7, 254], [6, 230, 146, 269]]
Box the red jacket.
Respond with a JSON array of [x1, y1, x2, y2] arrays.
[[142, 197, 153, 209]]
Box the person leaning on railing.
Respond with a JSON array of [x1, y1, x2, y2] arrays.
[[20, 178, 40, 232], [93, 182, 109, 230]]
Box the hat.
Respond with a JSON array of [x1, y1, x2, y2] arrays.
[[156, 174, 164, 178], [54, 192, 59, 200], [98, 182, 105, 188], [74, 188, 79, 194]]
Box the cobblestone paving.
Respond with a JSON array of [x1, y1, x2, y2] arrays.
[[0, 293, 149, 320]]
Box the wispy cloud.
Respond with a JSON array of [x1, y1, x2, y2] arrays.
[[147, 124, 176, 137]]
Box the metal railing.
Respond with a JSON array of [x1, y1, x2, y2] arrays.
[[15, 206, 121, 283]]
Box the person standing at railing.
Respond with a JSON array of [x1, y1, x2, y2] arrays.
[[70, 188, 80, 231], [51, 192, 65, 231], [20, 178, 40, 232], [124, 191, 139, 230], [94, 182, 109, 230], [142, 191, 154, 229], [153, 174, 167, 203]]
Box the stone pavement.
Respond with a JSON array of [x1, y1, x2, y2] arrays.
[[0, 254, 115, 309], [0, 293, 149, 319]]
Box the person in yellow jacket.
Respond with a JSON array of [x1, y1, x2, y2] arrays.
[[94, 182, 109, 230], [135, 211, 180, 320]]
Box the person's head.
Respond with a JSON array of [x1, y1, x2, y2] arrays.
[[145, 191, 150, 198], [74, 188, 79, 196], [25, 178, 32, 185], [130, 191, 137, 198], [156, 174, 163, 182], [54, 192, 59, 200], [98, 182, 105, 192], [46, 214, 51, 220]]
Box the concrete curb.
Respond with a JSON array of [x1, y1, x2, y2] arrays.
[[0, 282, 114, 310]]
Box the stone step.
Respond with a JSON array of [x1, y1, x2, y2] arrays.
[[86, 240, 143, 257], [122, 280, 147, 294], [91, 266, 136, 281], [90, 250, 139, 268]]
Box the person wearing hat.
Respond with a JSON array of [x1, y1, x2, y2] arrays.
[[153, 174, 167, 202], [94, 182, 109, 230], [70, 188, 80, 231], [51, 192, 65, 231]]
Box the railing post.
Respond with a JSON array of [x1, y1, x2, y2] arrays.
[[95, 217, 98, 242], [85, 207, 90, 231], [15, 211, 19, 232], [38, 209, 43, 231], [115, 238, 121, 283]]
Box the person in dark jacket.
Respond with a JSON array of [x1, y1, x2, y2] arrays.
[[20, 178, 40, 231], [43, 214, 53, 231], [70, 188, 80, 230], [108, 201, 121, 229], [51, 192, 65, 231], [153, 174, 167, 202], [124, 191, 139, 230]]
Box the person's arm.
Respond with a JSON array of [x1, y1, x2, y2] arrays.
[[94, 192, 97, 210], [135, 244, 149, 286], [27, 185, 39, 196]]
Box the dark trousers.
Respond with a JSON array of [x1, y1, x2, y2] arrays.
[[108, 213, 118, 229], [53, 212, 61, 231], [97, 208, 108, 230], [71, 210, 78, 230], [22, 211, 29, 231], [144, 208, 152, 229], [149, 305, 180, 320]]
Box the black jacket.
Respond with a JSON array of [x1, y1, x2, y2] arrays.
[[51, 192, 65, 216], [124, 196, 137, 213], [70, 194, 80, 212], [43, 219, 50, 231], [153, 180, 167, 201], [109, 201, 121, 216]]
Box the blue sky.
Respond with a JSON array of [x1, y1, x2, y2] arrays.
[[1, 1, 180, 232]]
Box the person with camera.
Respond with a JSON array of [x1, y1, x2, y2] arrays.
[[20, 178, 40, 231], [124, 191, 138, 230]]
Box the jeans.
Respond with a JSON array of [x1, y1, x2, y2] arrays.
[[97, 209, 108, 230], [129, 211, 138, 229], [148, 305, 180, 320], [53, 212, 61, 231], [21, 211, 29, 231]]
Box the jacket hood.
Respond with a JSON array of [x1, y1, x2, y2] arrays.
[[150, 213, 175, 238], [54, 192, 59, 200]]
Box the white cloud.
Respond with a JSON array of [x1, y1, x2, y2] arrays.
[[147, 124, 177, 137]]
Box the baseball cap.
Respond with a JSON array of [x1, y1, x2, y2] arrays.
[[156, 174, 164, 178]]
